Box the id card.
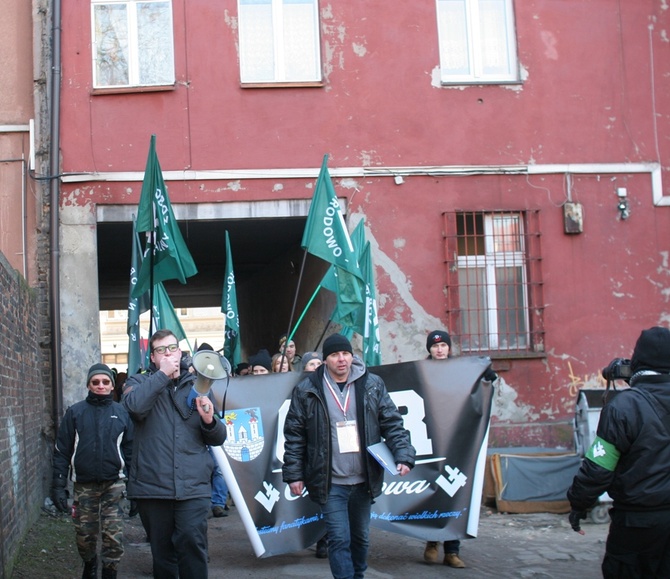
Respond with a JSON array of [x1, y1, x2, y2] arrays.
[[336, 420, 360, 453]]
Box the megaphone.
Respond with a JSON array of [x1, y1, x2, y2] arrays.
[[192, 350, 231, 394]]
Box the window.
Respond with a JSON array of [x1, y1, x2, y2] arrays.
[[238, 0, 322, 84], [444, 210, 544, 354], [436, 0, 518, 84], [92, 0, 175, 89]]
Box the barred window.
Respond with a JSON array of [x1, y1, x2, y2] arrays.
[[444, 210, 544, 354]]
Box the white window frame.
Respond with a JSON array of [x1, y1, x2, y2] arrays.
[[238, 0, 322, 85], [436, 0, 519, 84], [457, 214, 529, 351], [91, 0, 175, 89]]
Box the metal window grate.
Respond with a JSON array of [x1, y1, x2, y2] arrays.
[[443, 210, 544, 354]]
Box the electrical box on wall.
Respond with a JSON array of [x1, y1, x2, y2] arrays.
[[563, 202, 583, 234]]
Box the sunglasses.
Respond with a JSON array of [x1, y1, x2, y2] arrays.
[[90, 379, 112, 386], [152, 344, 180, 354]]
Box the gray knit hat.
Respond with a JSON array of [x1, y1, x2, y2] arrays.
[[86, 363, 115, 386], [301, 351, 322, 371]]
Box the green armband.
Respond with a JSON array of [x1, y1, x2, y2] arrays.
[[585, 436, 621, 471]]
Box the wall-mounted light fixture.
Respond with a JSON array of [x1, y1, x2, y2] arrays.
[[394, 175, 404, 185], [617, 187, 630, 220]]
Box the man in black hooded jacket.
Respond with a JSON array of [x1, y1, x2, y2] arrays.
[[567, 326, 670, 578], [283, 333, 415, 579]]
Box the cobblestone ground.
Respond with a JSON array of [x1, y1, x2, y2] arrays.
[[118, 508, 608, 579], [13, 506, 609, 578]]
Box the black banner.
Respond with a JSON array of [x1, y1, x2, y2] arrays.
[[210, 356, 493, 557]]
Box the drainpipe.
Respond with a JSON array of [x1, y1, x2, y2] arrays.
[[50, 0, 63, 422]]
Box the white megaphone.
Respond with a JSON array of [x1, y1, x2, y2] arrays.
[[192, 350, 231, 394], [187, 350, 231, 411]]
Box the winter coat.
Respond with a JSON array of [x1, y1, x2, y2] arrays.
[[282, 357, 415, 505], [122, 364, 226, 500], [53, 392, 133, 483], [568, 373, 670, 511]]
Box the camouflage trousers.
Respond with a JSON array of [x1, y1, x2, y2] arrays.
[[72, 479, 125, 569]]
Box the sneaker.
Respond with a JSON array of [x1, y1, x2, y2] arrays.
[[444, 553, 466, 568], [423, 541, 439, 563], [212, 506, 228, 517], [315, 537, 328, 559]]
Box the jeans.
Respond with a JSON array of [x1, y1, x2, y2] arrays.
[[322, 483, 371, 579], [444, 539, 461, 554], [209, 447, 228, 507]]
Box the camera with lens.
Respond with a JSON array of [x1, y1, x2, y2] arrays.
[[602, 357, 632, 383]]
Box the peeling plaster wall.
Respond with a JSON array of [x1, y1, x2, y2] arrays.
[[59, 205, 102, 410], [55, 0, 670, 448]]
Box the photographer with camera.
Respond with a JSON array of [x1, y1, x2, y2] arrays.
[[567, 326, 670, 578]]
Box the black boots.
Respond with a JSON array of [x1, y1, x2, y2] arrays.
[[81, 557, 97, 579]]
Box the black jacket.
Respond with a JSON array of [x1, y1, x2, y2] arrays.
[[568, 374, 670, 511], [53, 392, 133, 483], [282, 358, 415, 505]]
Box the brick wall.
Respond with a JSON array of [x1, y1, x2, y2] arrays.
[[0, 252, 52, 578]]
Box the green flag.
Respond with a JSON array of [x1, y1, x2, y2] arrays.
[[127, 216, 151, 374], [152, 282, 188, 344], [359, 240, 382, 366], [326, 220, 381, 366], [301, 155, 362, 279], [221, 231, 241, 369], [321, 220, 365, 323], [132, 135, 198, 298]]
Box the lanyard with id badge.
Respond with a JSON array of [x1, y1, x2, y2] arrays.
[[325, 375, 360, 453]]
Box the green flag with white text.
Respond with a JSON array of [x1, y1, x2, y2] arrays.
[[301, 155, 362, 279], [221, 231, 241, 369], [359, 240, 381, 366], [132, 135, 198, 298], [321, 220, 365, 324], [127, 216, 151, 374]]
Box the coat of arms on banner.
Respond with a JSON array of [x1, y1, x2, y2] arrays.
[[223, 407, 264, 461]]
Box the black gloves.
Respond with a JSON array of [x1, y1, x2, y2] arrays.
[[483, 368, 498, 382], [51, 474, 69, 513], [569, 509, 587, 533]]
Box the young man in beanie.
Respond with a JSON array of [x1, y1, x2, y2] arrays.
[[51, 363, 134, 579], [567, 326, 670, 577], [283, 333, 415, 579]]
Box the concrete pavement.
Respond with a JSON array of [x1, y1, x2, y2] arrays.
[[117, 507, 609, 578]]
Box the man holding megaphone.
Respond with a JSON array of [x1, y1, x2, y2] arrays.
[[123, 329, 227, 579]]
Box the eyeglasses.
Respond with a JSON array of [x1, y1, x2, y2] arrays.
[[152, 344, 180, 354], [90, 379, 112, 386]]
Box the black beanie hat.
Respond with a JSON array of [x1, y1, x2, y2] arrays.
[[197, 343, 214, 352], [86, 363, 115, 386], [248, 349, 272, 372], [322, 334, 353, 359], [631, 326, 670, 374], [426, 330, 451, 352]]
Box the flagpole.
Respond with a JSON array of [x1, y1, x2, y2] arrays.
[[314, 319, 332, 351], [281, 249, 309, 366], [149, 232, 155, 337], [288, 283, 323, 344]]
